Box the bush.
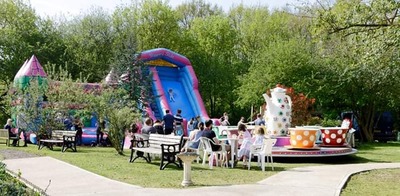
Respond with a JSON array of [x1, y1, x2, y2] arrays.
[[307, 116, 323, 125], [321, 118, 341, 127], [0, 163, 38, 196]]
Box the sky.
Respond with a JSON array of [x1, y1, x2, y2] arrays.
[[29, 0, 313, 18]]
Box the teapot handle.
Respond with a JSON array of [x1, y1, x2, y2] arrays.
[[285, 95, 292, 106]]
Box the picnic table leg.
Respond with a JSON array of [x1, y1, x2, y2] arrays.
[[129, 149, 135, 162], [72, 142, 77, 152], [146, 153, 151, 163], [38, 141, 46, 150], [130, 150, 150, 163], [62, 143, 66, 152], [49, 143, 54, 150]]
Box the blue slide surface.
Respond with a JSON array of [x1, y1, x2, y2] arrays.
[[156, 66, 195, 120]]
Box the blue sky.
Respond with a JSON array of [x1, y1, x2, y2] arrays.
[[30, 0, 314, 17]]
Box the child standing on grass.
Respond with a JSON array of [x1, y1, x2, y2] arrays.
[[237, 124, 252, 167]]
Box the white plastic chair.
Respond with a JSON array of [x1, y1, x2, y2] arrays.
[[248, 138, 277, 171], [183, 137, 204, 163], [200, 137, 228, 169], [346, 128, 356, 148]]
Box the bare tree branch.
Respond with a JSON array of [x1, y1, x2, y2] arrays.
[[330, 23, 397, 34]]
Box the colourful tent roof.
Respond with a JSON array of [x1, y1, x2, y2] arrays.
[[13, 59, 28, 81], [17, 55, 47, 78]]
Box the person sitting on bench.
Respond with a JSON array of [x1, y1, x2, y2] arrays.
[[4, 119, 18, 146]]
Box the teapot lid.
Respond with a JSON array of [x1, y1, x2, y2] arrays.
[[272, 87, 286, 93]]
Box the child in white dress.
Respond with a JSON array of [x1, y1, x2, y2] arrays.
[[238, 126, 265, 167], [237, 124, 252, 167], [252, 127, 266, 146]]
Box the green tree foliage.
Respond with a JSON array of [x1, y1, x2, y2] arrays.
[[129, 0, 180, 51], [112, 5, 139, 58], [176, 0, 223, 30], [187, 15, 245, 118], [0, 0, 66, 84], [0, 0, 41, 84], [3, 0, 400, 142], [110, 49, 154, 114], [311, 0, 400, 141], [0, 0, 66, 123], [234, 11, 319, 108], [9, 78, 46, 133], [60, 7, 115, 82], [85, 87, 140, 155], [174, 0, 223, 54], [229, 5, 271, 61]]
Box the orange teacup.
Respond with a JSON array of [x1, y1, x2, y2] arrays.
[[289, 128, 318, 148]]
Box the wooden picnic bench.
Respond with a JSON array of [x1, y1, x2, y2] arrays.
[[0, 129, 20, 147], [38, 130, 77, 152], [129, 134, 186, 170]]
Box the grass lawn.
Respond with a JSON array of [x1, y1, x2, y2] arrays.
[[0, 141, 399, 189], [341, 168, 400, 196], [340, 142, 400, 195]]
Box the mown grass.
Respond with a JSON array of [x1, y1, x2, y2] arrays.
[[340, 142, 400, 195], [341, 169, 400, 196], [0, 141, 399, 189], [0, 145, 271, 188]]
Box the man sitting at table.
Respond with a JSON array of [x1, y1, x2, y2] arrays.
[[202, 120, 233, 165]]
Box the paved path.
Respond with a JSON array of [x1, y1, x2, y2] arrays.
[[3, 157, 400, 196]]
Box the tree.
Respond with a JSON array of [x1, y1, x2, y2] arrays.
[[0, 0, 66, 123], [85, 87, 140, 155], [311, 0, 400, 141], [59, 6, 115, 82], [0, 0, 67, 84], [175, 0, 223, 29], [47, 64, 142, 155], [235, 11, 319, 111], [228, 5, 272, 61], [6, 63, 141, 154], [131, 0, 181, 51], [187, 15, 245, 118], [0, 0, 41, 85]]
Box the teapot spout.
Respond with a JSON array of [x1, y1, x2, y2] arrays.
[[262, 93, 272, 107]]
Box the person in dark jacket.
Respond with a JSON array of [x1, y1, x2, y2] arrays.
[[4, 119, 18, 146], [162, 110, 174, 135]]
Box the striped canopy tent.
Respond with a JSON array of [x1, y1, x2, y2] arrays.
[[13, 55, 48, 90]]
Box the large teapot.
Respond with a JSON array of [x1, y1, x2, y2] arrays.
[[263, 87, 292, 136]]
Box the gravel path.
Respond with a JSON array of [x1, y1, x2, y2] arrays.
[[0, 149, 39, 160]]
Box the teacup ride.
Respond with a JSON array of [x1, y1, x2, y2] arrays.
[[270, 127, 357, 158], [238, 85, 357, 158]]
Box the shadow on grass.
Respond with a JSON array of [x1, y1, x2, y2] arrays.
[[130, 159, 211, 171], [273, 154, 387, 165], [355, 141, 400, 150]]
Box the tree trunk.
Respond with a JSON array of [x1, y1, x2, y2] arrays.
[[209, 95, 215, 118], [355, 105, 375, 142]]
